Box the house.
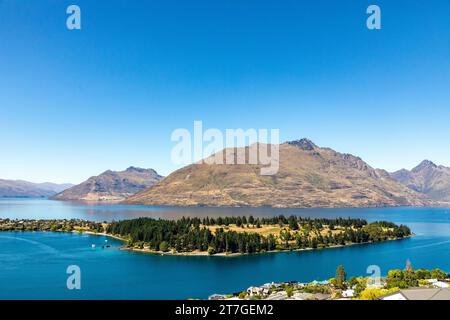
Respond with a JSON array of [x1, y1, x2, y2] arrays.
[[380, 292, 408, 300], [247, 286, 269, 297], [262, 282, 277, 289], [342, 289, 355, 298], [366, 278, 385, 289], [434, 282, 450, 288], [310, 280, 330, 286], [427, 279, 450, 288], [380, 288, 450, 300], [208, 294, 226, 300]]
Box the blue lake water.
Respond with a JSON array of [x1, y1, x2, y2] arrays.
[[1, 198, 450, 299]]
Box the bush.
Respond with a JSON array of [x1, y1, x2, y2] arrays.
[[431, 268, 447, 280], [286, 287, 294, 297], [357, 287, 399, 300], [418, 279, 430, 287], [238, 292, 247, 299], [159, 241, 169, 252], [207, 246, 216, 255], [415, 269, 431, 280]]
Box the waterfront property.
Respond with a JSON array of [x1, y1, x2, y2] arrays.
[[211, 265, 450, 300]]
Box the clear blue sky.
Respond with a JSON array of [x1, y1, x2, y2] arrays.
[[0, 0, 449, 183]]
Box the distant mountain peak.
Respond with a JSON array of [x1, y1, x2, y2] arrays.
[[51, 167, 163, 202], [286, 138, 318, 151], [126, 166, 147, 173], [0, 180, 73, 198], [126, 141, 430, 208], [412, 160, 437, 172], [390, 160, 450, 202]]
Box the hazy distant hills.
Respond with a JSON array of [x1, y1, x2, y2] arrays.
[[51, 167, 163, 201], [391, 160, 450, 202], [125, 139, 431, 208], [0, 179, 73, 198]]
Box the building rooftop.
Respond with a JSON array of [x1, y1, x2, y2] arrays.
[[381, 288, 450, 300]]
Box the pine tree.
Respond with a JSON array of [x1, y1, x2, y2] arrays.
[[335, 265, 347, 289]]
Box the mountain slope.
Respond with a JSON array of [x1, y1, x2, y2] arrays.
[[0, 180, 73, 198], [391, 160, 450, 202], [125, 139, 430, 208], [52, 167, 163, 201]]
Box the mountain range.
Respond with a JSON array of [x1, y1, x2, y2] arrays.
[[125, 139, 435, 208], [0, 179, 73, 198], [390, 160, 450, 202], [4, 139, 449, 207], [51, 167, 163, 201]]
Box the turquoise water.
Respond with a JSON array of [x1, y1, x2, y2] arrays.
[[1, 199, 450, 299]]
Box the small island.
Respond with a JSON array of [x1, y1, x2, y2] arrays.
[[0, 215, 411, 256]]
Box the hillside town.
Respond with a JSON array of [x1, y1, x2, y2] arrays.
[[209, 263, 450, 300]]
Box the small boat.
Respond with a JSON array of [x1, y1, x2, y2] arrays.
[[91, 244, 96, 248]]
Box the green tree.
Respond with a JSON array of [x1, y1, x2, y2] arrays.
[[280, 229, 291, 248], [335, 265, 347, 289], [348, 277, 359, 288], [415, 269, 431, 280], [431, 268, 447, 280], [288, 216, 299, 230], [354, 277, 368, 296]]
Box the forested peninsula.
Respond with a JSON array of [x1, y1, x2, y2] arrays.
[[106, 215, 411, 256], [0, 215, 411, 256]]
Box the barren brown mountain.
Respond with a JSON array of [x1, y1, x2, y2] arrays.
[[125, 139, 430, 208], [52, 167, 163, 201], [391, 160, 450, 203]]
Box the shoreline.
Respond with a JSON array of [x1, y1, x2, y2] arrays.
[[3, 197, 450, 209], [120, 202, 450, 209], [106, 234, 413, 257], [0, 218, 413, 258]]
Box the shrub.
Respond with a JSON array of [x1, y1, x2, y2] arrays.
[[357, 287, 399, 300], [207, 246, 216, 255], [286, 287, 294, 297], [159, 241, 169, 252], [431, 268, 447, 280], [238, 291, 247, 299]]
